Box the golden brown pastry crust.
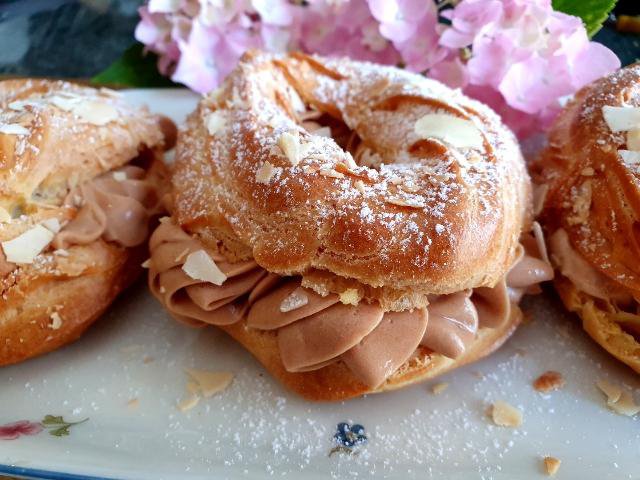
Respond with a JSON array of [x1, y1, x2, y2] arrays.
[[534, 64, 640, 373], [157, 52, 537, 400], [220, 304, 521, 401], [0, 79, 169, 366], [173, 51, 531, 298]]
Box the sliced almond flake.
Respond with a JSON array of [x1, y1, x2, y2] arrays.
[[185, 368, 233, 397], [41, 218, 61, 233], [50, 95, 81, 111], [490, 400, 523, 427], [49, 312, 63, 330], [205, 111, 226, 135], [177, 394, 200, 412], [278, 131, 302, 166], [543, 457, 561, 476], [1, 224, 54, 264], [0, 207, 11, 222], [389, 177, 403, 185], [602, 105, 640, 132], [627, 129, 640, 150], [596, 379, 622, 404], [182, 250, 227, 286], [386, 196, 425, 209], [73, 101, 119, 126], [0, 123, 30, 135], [280, 288, 309, 312], [400, 183, 420, 193], [141, 258, 151, 268], [8, 100, 38, 111], [112, 171, 127, 182], [255, 161, 280, 183], [319, 169, 344, 179], [414, 113, 483, 149], [354, 180, 366, 194], [339, 288, 359, 306], [580, 167, 595, 176], [54, 249, 69, 257], [431, 382, 449, 395]]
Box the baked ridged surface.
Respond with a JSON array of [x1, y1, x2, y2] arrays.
[[173, 52, 530, 296]]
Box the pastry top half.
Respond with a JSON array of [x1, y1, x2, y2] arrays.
[[0, 79, 171, 366], [149, 52, 553, 399], [534, 64, 640, 372], [172, 51, 532, 305]]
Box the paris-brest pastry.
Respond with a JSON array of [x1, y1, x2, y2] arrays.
[[149, 52, 553, 400], [534, 65, 640, 374], [0, 80, 173, 366]]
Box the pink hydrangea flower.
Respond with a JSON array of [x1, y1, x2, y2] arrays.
[[437, 0, 620, 135], [0, 420, 43, 440], [134, 0, 620, 138]]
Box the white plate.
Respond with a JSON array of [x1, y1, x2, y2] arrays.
[[1, 90, 638, 480]]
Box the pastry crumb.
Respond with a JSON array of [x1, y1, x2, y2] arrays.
[[534, 371, 565, 393], [431, 382, 449, 395], [490, 401, 522, 427], [339, 288, 359, 306], [543, 456, 561, 476]]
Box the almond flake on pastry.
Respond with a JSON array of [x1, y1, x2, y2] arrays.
[[205, 111, 226, 135], [1, 224, 54, 263], [182, 250, 227, 286], [602, 105, 640, 132], [49, 312, 63, 330], [280, 289, 309, 312], [414, 114, 483, 149], [0, 123, 30, 135], [313, 126, 332, 137], [319, 168, 344, 179], [354, 179, 366, 194], [627, 129, 640, 150], [255, 161, 280, 183], [73, 101, 119, 126], [490, 400, 523, 427], [185, 368, 233, 397], [386, 196, 425, 209], [41, 218, 61, 233], [277, 131, 306, 166]]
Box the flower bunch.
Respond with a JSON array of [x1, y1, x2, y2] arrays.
[[136, 0, 620, 138]]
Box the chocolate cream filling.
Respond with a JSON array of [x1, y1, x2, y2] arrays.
[[549, 228, 640, 339], [149, 221, 554, 388], [0, 165, 161, 276]]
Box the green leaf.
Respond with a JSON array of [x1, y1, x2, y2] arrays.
[[91, 43, 177, 88], [41, 415, 65, 425], [49, 426, 71, 437], [552, 0, 618, 37]]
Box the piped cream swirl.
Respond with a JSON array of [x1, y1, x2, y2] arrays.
[[149, 221, 553, 388]]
